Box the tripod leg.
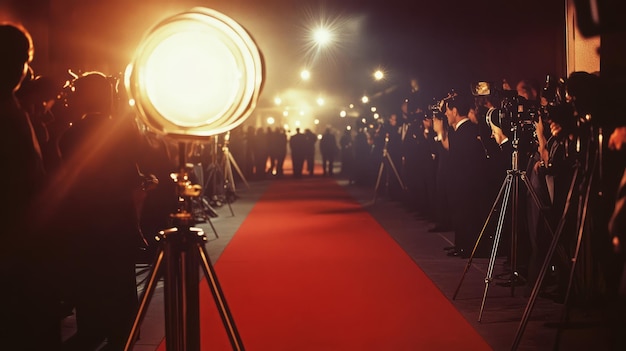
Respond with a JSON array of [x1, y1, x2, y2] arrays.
[[553, 158, 596, 349], [228, 150, 250, 189], [221, 155, 236, 217], [124, 248, 166, 351], [196, 242, 245, 351], [372, 160, 385, 203], [385, 153, 406, 190], [224, 152, 237, 194], [453, 173, 511, 300], [511, 166, 580, 350], [478, 174, 514, 322], [523, 172, 557, 239], [510, 173, 520, 297], [206, 216, 220, 239]]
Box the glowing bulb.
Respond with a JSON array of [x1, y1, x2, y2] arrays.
[[126, 7, 263, 138]]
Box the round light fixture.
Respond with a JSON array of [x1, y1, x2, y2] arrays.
[[125, 7, 264, 139]]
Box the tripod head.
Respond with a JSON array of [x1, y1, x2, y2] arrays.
[[168, 142, 204, 226]]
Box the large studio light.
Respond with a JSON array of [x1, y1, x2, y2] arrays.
[[123, 9, 263, 350], [125, 7, 264, 138]]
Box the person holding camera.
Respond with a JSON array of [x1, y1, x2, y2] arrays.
[[444, 94, 491, 258]]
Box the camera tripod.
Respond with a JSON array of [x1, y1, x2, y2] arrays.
[[125, 142, 244, 351], [512, 127, 602, 350], [204, 133, 249, 216], [371, 133, 406, 203], [452, 145, 556, 322]]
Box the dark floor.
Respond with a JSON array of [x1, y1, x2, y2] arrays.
[[66, 170, 625, 351], [341, 178, 624, 351]]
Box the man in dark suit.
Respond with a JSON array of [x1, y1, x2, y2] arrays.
[[289, 128, 307, 178], [444, 94, 491, 258]]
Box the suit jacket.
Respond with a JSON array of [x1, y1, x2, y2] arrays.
[[448, 121, 489, 202], [447, 121, 491, 251]]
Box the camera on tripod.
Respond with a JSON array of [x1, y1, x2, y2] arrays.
[[471, 81, 540, 132], [542, 72, 602, 137]]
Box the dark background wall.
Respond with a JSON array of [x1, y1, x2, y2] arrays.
[[3, 0, 568, 105]]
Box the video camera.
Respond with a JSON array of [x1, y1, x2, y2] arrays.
[[427, 90, 458, 120], [470, 81, 539, 133]]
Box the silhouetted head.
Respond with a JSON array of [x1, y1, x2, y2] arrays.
[[566, 71, 601, 116], [0, 23, 34, 96]]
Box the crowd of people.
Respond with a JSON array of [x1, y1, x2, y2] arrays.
[[2, 18, 626, 350], [335, 73, 626, 316]]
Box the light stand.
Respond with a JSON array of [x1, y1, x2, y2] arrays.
[[371, 133, 406, 203], [452, 123, 556, 322], [222, 132, 249, 198], [122, 6, 263, 350], [125, 142, 244, 351], [203, 136, 234, 216], [203, 133, 249, 217]]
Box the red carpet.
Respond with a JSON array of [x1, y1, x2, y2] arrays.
[[157, 177, 492, 350]]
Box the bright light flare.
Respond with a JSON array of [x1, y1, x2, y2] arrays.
[[300, 7, 361, 67], [300, 69, 311, 81], [313, 27, 333, 46], [144, 31, 238, 127], [126, 7, 263, 138], [373, 69, 384, 80]]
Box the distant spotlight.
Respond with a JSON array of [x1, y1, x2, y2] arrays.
[[283, 110, 289, 117], [346, 125, 352, 131], [314, 119, 319, 125], [313, 27, 333, 46], [370, 106, 377, 112], [316, 97, 325, 106], [267, 116, 275, 124], [340, 110, 347, 118], [374, 70, 384, 80], [274, 97, 282, 105], [300, 69, 311, 80], [361, 95, 369, 104]]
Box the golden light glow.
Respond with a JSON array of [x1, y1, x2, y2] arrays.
[[126, 7, 263, 138], [144, 31, 238, 127], [300, 69, 311, 80], [374, 69, 384, 80], [313, 27, 333, 46]]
